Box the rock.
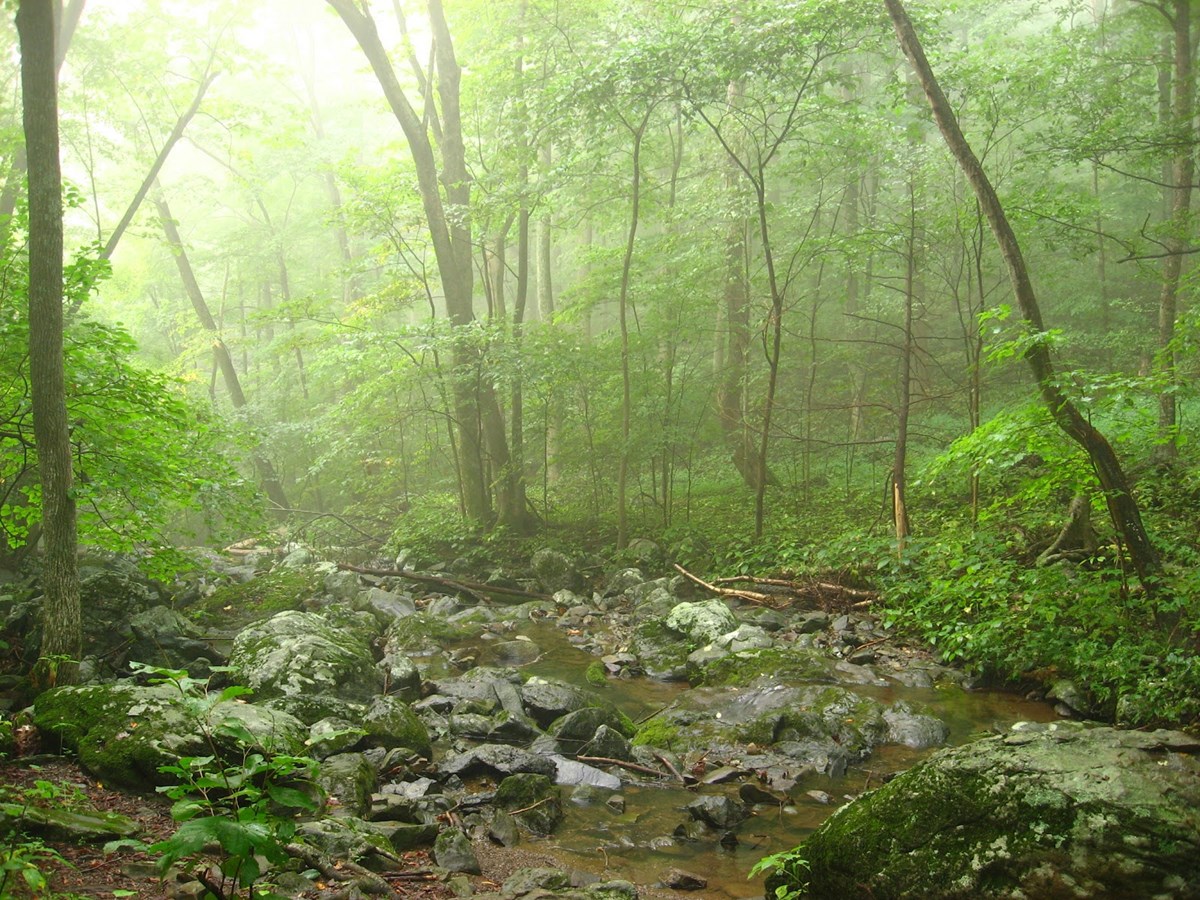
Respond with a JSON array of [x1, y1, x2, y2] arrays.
[[792, 725, 1200, 899], [489, 810, 520, 847], [520, 680, 593, 728], [883, 701, 949, 749], [228, 610, 380, 720], [318, 752, 377, 818], [486, 638, 542, 667], [355, 587, 417, 626], [502, 868, 572, 895], [434, 827, 481, 874], [715, 624, 774, 653], [0, 801, 137, 842], [531, 549, 580, 593], [686, 794, 748, 829], [605, 568, 644, 595], [549, 754, 622, 789], [662, 868, 707, 891], [796, 611, 830, 634], [665, 600, 738, 644], [127, 605, 219, 673], [580, 724, 633, 762], [547, 707, 635, 756], [32, 682, 305, 787], [298, 816, 437, 859], [495, 774, 564, 835], [324, 570, 360, 600], [362, 696, 432, 757], [1047, 678, 1092, 716], [440, 744, 557, 779], [377, 652, 421, 703]]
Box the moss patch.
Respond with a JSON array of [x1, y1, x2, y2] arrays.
[[631, 718, 680, 749], [192, 566, 325, 627], [695, 647, 832, 687]]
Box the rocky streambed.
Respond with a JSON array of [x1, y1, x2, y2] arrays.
[[5, 546, 1198, 899]]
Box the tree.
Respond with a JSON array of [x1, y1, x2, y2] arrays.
[[327, 0, 528, 531], [884, 0, 1161, 590], [18, 0, 81, 689]]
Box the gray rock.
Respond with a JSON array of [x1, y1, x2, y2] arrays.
[[229, 610, 380, 716], [665, 599, 738, 644], [433, 827, 481, 874], [716, 623, 774, 653], [686, 794, 748, 829], [502, 868, 571, 895], [298, 816, 436, 859], [486, 638, 542, 667], [0, 801, 137, 842], [127, 605, 218, 672], [318, 752, 377, 818], [662, 868, 708, 891], [362, 696, 432, 757], [884, 702, 949, 749], [531, 548, 579, 593], [439, 744, 557, 779], [794, 725, 1200, 899], [580, 724, 633, 762], [489, 810, 520, 847], [324, 570, 360, 600], [521, 680, 593, 728], [549, 754, 622, 789], [377, 651, 421, 702], [605, 568, 644, 595], [356, 587, 416, 626], [495, 774, 564, 835]]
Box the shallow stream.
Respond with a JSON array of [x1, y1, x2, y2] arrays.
[[456, 621, 1060, 898]]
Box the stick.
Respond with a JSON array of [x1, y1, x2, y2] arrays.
[[576, 755, 671, 778], [652, 750, 688, 784], [672, 563, 776, 606]]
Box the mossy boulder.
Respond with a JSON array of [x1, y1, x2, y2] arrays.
[[362, 696, 431, 758], [194, 565, 326, 626], [228, 610, 380, 718], [786, 724, 1200, 899], [495, 773, 564, 835], [693, 646, 834, 687], [664, 599, 737, 644], [32, 682, 305, 788], [317, 752, 377, 818], [384, 613, 476, 655]]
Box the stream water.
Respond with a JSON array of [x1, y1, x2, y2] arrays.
[[452, 621, 1060, 898]]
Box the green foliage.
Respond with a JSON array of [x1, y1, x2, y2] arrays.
[[748, 846, 811, 900], [0, 778, 80, 899], [131, 664, 318, 900]]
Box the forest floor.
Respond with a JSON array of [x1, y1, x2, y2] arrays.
[[1, 757, 469, 900]]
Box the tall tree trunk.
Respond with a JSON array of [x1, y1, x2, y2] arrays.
[[1155, 1, 1193, 460], [885, 0, 1160, 589], [328, 0, 521, 525], [617, 115, 650, 550], [155, 187, 290, 512], [20, 0, 80, 691]]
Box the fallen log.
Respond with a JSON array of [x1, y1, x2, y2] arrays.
[[672, 563, 778, 606], [712, 573, 878, 602], [337, 562, 553, 604]]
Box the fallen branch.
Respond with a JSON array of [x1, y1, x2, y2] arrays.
[[713, 574, 878, 602], [672, 563, 777, 606], [652, 750, 690, 785], [286, 843, 390, 894], [337, 562, 553, 604], [577, 755, 671, 779]]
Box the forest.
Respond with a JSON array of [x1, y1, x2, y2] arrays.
[[2, 0, 1200, 897]]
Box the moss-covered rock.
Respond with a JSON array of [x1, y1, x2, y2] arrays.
[[785, 724, 1200, 898], [193, 565, 326, 626], [32, 682, 306, 788], [693, 646, 834, 687], [495, 773, 564, 835], [664, 599, 737, 644], [631, 718, 680, 749], [362, 696, 431, 758], [384, 613, 476, 654], [228, 610, 380, 717]]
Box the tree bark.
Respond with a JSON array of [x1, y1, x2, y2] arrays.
[[884, 0, 1160, 589], [19, 0, 81, 690]]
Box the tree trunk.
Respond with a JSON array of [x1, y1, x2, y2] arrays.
[[1155, 0, 1193, 460], [885, 0, 1160, 589], [19, 0, 81, 691], [155, 186, 291, 511]]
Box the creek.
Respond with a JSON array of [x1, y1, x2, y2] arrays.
[[445, 620, 1059, 898]]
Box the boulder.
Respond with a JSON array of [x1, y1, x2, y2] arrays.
[[228, 610, 380, 720], [664, 600, 737, 644], [440, 744, 557, 779], [790, 724, 1200, 899], [495, 773, 564, 834], [531, 548, 580, 593], [433, 826, 481, 874], [362, 696, 432, 758], [127, 605, 220, 673], [318, 752, 377, 818]]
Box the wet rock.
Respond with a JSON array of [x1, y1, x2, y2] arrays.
[[793, 724, 1200, 899], [318, 752, 377, 818], [0, 801, 137, 842], [489, 810, 520, 846], [580, 724, 634, 762], [488, 711, 542, 744], [127, 606, 219, 673], [362, 696, 432, 757], [605, 568, 644, 595], [502, 868, 572, 895], [662, 868, 708, 891], [548, 707, 635, 757], [521, 680, 592, 728], [884, 701, 949, 749], [486, 638, 543, 667], [228, 610, 380, 719], [685, 794, 748, 829], [440, 744, 557, 779], [495, 773, 564, 834], [665, 599, 738, 644], [324, 569, 360, 600], [298, 815, 437, 858], [1047, 678, 1092, 717], [434, 827, 481, 874]]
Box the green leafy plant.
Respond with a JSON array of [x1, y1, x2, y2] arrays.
[[129, 663, 319, 900], [749, 847, 811, 899], [0, 777, 80, 898]]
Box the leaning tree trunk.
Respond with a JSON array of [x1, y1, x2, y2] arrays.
[[884, 0, 1160, 589], [19, 0, 81, 690]]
